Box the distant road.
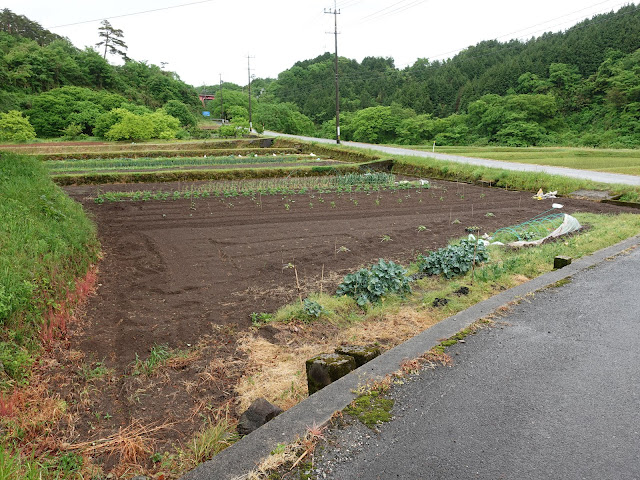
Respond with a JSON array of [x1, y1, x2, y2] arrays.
[[263, 131, 640, 187]]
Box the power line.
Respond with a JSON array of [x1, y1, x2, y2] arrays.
[[49, 0, 219, 28], [361, 0, 430, 23]]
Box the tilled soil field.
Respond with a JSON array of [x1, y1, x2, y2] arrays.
[[54, 179, 635, 474]]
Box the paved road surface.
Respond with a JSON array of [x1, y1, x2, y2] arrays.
[[312, 246, 640, 479], [264, 131, 640, 187]]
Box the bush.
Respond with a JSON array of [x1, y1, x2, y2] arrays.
[[62, 123, 83, 140], [0, 110, 36, 143], [336, 259, 410, 306], [105, 110, 155, 141], [417, 238, 488, 279], [102, 108, 180, 141], [148, 109, 181, 139]]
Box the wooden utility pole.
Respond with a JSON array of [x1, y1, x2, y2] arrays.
[[247, 55, 254, 132], [325, 1, 341, 144], [219, 73, 224, 123]]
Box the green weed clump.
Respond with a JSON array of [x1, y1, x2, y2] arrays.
[[0, 153, 99, 387], [345, 388, 394, 429]]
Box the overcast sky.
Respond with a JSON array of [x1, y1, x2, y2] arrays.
[[3, 0, 631, 87]]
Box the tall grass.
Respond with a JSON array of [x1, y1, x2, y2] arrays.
[[0, 153, 99, 387]]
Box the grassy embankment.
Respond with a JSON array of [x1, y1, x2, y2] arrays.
[[0, 153, 99, 475], [405, 145, 640, 177]]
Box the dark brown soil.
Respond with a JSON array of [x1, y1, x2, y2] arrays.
[[54, 179, 636, 474]]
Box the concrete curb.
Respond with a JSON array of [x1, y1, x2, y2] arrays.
[[181, 234, 640, 480]]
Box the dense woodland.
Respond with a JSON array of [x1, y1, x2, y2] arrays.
[[1, 5, 639, 146]]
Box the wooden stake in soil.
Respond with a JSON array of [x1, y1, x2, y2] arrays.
[[294, 265, 303, 307], [320, 264, 325, 295], [471, 237, 479, 285]]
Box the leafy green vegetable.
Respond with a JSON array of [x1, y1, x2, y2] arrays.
[[417, 238, 488, 279], [336, 259, 410, 306]]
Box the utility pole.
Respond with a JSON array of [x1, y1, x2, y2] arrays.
[[247, 55, 254, 132], [325, 1, 341, 144], [219, 73, 224, 123]]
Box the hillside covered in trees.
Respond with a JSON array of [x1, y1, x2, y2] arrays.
[[1, 5, 639, 147], [0, 9, 201, 141], [204, 3, 640, 148]]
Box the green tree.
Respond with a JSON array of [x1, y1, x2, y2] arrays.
[[254, 102, 314, 135], [95, 20, 128, 61], [0, 110, 35, 142], [163, 100, 197, 128]]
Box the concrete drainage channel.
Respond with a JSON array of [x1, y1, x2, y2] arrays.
[[181, 234, 640, 480]]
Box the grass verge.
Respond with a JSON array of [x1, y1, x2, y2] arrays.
[[408, 145, 640, 176], [391, 154, 640, 200]]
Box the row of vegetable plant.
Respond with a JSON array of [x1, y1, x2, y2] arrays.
[[93, 173, 426, 203]]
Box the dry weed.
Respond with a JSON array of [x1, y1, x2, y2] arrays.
[[235, 307, 439, 413], [63, 420, 171, 464], [343, 307, 438, 345], [235, 333, 327, 412]]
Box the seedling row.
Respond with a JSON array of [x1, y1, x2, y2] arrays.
[[92, 173, 427, 203]]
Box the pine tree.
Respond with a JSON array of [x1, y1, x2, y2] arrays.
[[95, 20, 128, 61]]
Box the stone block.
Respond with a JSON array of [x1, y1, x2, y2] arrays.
[[306, 353, 356, 395], [554, 256, 572, 269], [237, 397, 283, 436], [335, 345, 381, 367]]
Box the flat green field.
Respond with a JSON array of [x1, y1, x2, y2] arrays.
[[407, 146, 640, 176]]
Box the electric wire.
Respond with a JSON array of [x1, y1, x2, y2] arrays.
[[49, 0, 219, 28]]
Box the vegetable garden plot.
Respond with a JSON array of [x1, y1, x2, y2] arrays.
[[54, 179, 635, 475]]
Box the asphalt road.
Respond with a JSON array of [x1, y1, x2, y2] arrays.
[[312, 246, 640, 479], [264, 131, 640, 187]]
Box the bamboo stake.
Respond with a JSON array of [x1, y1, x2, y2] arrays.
[[471, 237, 478, 285], [294, 265, 303, 307]]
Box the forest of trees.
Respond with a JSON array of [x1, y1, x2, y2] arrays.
[[201, 4, 640, 147], [1, 4, 639, 146], [0, 9, 201, 141]]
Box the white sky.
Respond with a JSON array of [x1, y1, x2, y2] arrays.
[[2, 0, 631, 87]]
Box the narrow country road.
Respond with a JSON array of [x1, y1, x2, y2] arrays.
[[264, 131, 640, 187], [312, 245, 640, 479]]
